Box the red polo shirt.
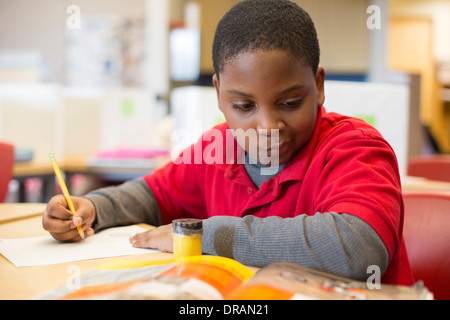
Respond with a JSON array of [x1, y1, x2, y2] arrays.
[[144, 106, 414, 285]]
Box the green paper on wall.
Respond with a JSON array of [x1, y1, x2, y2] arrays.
[[121, 99, 135, 117], [355, 114, 376, 127]]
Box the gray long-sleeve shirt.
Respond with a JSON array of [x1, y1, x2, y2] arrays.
[[85, 175, 389, 282]]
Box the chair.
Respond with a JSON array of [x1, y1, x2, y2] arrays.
[[0, 142, 14, 202], [402, 192, 450, 300], [407, 155, 450, 182]]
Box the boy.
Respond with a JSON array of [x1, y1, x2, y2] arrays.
[[43, 0, 414, 285]]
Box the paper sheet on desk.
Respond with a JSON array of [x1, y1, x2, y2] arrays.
[[0, 225, 156, 267]]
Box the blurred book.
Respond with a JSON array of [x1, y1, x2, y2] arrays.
[[0, 51, 47, 83], [87, 148, 169, 169], [14, 148, 34, 163], [37, 256, 433, 300]]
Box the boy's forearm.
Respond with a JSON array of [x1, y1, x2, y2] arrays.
[[83, 178, 162, 231], [202, 213, 389, 281]]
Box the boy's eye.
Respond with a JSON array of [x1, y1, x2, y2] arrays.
[[232, 103, 255, 111], [280, 98, 304, 108]]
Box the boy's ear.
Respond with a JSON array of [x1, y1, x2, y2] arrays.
[[315, 66, 325, 107], [212, 74, 223, 112]]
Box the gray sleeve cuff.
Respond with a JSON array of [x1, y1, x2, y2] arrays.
[[202, 216, 240, 258]]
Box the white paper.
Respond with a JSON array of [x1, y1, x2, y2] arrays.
[[0, 225, 157, 267]]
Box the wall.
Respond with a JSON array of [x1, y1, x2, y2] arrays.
[[0, 0, 66, 83], [195, 0, 370, 75], [390, 0, 450, 63], [0, 0, 146, 84], [1, 0, 375, 82], [389, 0, 450, 152]]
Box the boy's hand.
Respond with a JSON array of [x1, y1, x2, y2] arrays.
[[43, 195, 96, 242], [130, 224, 173, 253]]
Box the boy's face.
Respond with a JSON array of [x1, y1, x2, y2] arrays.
[[213, 49, 325, 165]]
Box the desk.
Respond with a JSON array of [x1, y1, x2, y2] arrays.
[[401, 175, 450, 192], [12, 155, 170, 203], [64, 155, 162, 182], [0, 204, 174, 300], [0, 203, 47, 224]]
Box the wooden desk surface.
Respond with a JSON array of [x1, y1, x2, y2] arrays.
[[401, 176, 450, 192], [14, 155, 170, 176], [0, 203, 47, 224], [0, 207, 174, 300], [12, 156, 163, 202], [12, 156, 168, 190], [13, 161, 54, 177], [13, 157, 150, 177]]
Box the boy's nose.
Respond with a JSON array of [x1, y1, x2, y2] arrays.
[[256, 108, 286, 133]]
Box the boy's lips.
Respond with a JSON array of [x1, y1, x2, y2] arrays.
[[262, 141, 291, 155]]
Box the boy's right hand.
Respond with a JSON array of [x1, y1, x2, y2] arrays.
[[43, 195, 96, 242]]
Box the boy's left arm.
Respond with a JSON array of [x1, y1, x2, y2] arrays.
[[202, 213, 389, 281]]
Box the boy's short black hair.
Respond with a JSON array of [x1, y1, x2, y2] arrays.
[[212, 0, 320, 77]]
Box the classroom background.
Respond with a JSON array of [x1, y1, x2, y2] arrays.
[[0, 0, 450, 203]]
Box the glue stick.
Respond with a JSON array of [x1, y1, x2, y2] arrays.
[[172, 218, 203, 259]]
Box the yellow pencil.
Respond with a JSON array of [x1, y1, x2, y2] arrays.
[[49, 153, 85, 239]]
